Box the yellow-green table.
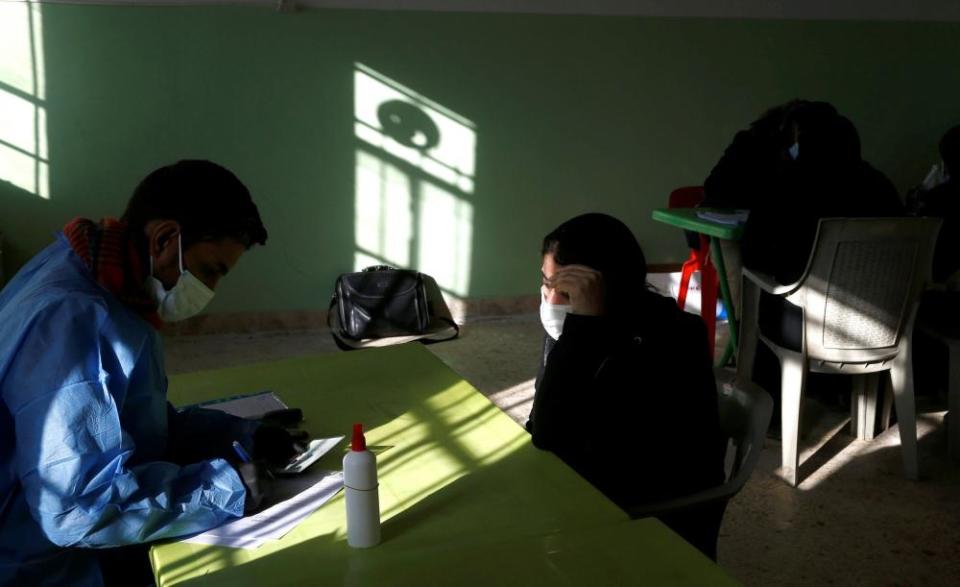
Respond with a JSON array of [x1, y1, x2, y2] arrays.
[[151, 343, 737, 586]]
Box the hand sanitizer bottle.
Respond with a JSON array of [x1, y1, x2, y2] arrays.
[[343, 423, 380, 548]]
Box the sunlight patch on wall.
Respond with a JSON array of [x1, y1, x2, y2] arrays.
[[353, 63, 476, 296], [418, 182, 473, 296], [0, 1, 49, 199], [354, 150, 412, 268]]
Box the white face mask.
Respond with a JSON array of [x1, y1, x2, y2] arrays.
[[540, 297, 572, 340], [146, 234, 215, 322], [788, 142, 800, 160], [922, 161, 950, 190]]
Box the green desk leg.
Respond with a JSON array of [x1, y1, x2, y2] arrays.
[[709, 237, 738, 367]]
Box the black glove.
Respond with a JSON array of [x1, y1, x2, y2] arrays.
[[253, 410, 309, 465], [236, 461, 272, 514]]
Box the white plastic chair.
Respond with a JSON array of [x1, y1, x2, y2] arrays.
[[738, 217, 942, 486], [628, 372, 773, 559]]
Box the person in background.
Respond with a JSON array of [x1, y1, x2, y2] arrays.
[[0, 161, 303, 586], [740, 113, 904, 286], [703, 99, 839, 211], [914, 125, 960, 284], [913, 126, 960, 396], [738, 114, 905, 433], [906, 125, 955, 216], [525, 213, 726, 559], [701, 99, 839, 311]]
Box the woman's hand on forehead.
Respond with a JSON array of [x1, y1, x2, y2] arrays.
[[548, 265, 605, 316]]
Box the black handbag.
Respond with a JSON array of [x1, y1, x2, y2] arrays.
[[329, 265, 459, 349]]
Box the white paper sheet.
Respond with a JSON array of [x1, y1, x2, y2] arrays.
[[184, 532, 267, 549], [184, 470, 344, 549], [697, 210, 750, 225], [695, 210, 750, 225], [276, 436, 344, 475]]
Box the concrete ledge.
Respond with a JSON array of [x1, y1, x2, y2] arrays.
[[161, 264, 682, 336], [161, 309, 329, 336], [161, 294, 542, 336]]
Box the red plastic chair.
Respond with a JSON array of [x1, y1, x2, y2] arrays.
[[668, 186, 719, 358]]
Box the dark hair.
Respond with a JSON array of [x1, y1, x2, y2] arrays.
[[752, 99, 838, 149], [541, 213, 647, 317], [122, 160, 268, 249], [782, 100, 838, 133], [940, 125, 960, 176], [800, 114, 862, 167]]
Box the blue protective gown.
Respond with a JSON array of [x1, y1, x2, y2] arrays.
[[0, 235, 256, 586]]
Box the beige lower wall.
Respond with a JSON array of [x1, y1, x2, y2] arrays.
[[161, 294, 541, 336], [162, 266, 683, 336]]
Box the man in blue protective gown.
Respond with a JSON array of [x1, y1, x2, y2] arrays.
[[0, 160, 303, 586]]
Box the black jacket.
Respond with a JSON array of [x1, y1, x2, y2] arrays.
[[526, 292, 724, 511], [703, 127, 787, 211], [915, 179, 960, 335], [918, 179, 960, 282], [741, 160, 905, 285]]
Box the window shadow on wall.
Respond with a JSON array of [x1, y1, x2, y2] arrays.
[[0, 0, 49, 200], [353, 63, 476, 300]]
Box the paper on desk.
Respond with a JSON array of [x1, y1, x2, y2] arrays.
[[183, 469, 344, 549], [186, 390, 288, 419], [185, 531, 267, 549], [277, 436, 345, 475], [695, 210, 750, 225]]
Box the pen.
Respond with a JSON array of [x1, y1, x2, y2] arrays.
[[232, 440, 276, 479], [232, 440, 252, 463]]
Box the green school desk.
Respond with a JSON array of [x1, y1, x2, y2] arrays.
[[652, 208, 745, 367], [150, 343, 737, 586]]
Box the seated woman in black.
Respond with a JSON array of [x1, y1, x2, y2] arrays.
[[740, 113, 904, 288], [703, 99, 838, 211], [525, 213, 725, 558], [917, 124, 960, 286], [915, 125, 960, 393], [740, 114, 905, 430]]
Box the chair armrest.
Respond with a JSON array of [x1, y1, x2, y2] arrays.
[[742, 267, 802, 296]]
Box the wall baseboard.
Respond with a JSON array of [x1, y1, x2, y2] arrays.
[[161, 294, 541, 336], [161, 264, 682, 336]]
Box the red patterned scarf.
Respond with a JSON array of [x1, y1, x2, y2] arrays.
[[63, 217, 162, 329]]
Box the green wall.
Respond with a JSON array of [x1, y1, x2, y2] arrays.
[[2, 5, 958, 313]]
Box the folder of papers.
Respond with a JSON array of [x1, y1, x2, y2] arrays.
[[182, 390, 289, 419]]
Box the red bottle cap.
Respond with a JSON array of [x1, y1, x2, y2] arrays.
[[351, 423, 366, 451]]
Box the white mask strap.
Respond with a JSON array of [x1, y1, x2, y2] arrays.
[[149, 233, 184, 285], [177, 233, 184, 274]]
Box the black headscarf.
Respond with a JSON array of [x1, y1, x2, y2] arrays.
[[541, 213, 648, 319]]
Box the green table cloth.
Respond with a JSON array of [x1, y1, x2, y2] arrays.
[[651, 208, 745, 241], [151, 343, 736, 586], [652, 208, 745, 366]]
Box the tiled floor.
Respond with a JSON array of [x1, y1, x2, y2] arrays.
[[165, 315, 960, 586]]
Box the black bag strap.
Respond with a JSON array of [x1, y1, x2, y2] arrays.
[[420, 273, 459, 343]]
